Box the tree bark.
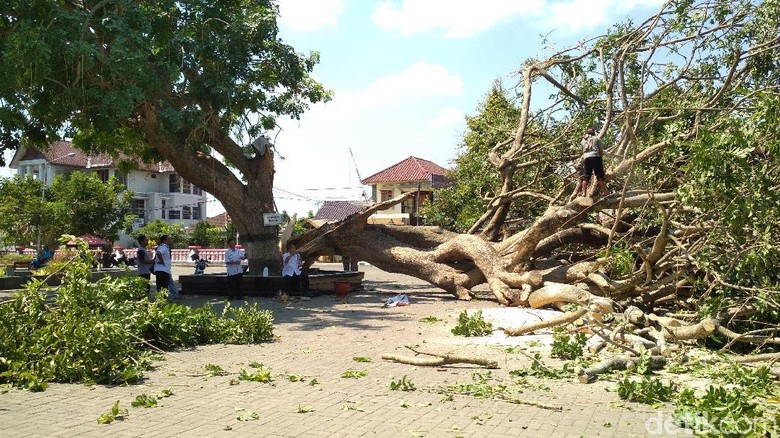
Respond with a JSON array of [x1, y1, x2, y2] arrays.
[[138, 103, 280, 273]]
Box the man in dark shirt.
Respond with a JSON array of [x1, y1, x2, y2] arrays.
[[579, 127, 608, 197]]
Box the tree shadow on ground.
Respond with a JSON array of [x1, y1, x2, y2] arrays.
[[174, 279, 491, 332]]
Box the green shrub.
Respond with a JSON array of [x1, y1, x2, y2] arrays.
[[0, 239, 274, 390]]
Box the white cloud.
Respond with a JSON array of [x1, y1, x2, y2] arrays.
[[278, 0, 346, 32], [289, 61, 463, 125], [372, 0, 545, 38], [427, 106, 464, 128], [544, 0, 666, 34], [348, 62, 463, 108]]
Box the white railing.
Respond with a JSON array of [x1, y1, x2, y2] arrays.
[[6, 248, 229, 265]]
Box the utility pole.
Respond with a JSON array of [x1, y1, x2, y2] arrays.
[[348, 148, 362, 182]]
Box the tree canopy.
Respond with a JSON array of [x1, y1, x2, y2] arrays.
[[0, 0, 330, 271]]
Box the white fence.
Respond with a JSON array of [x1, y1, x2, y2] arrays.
[[9, 248, 229, 265]]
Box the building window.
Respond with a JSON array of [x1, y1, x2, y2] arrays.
[[130, 199, 145, 218], [161, 199, 167, 219], [192, 185, 202, 196], [94, 169, 110, 183], [182, 179, 192, 194], [380, 190, 393, 202], [182, 205, 192, 220], [168, 174, 180, 193], [192, 205, 201, 221], [169, 209, 181, 220]]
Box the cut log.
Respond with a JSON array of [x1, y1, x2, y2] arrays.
[[503, 307, 589, 336], [663, 318, 718, 340], [528, 283, 591, 308]]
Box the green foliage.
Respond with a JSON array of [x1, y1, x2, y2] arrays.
[[49, 172, 131, 242], [238, 366, 273, 383], [451, 310, 493, 337], [616, 376, 675, 404], [446, 371, 512, 399], [0, 176, 47, 246], [285, 373, 305, 383], [423, 86, 520, 232], [221, 302, 275, 344], [341, 370, 367, 379], [203, 364, 227, 378], [597, 243, 635, 280], [97, 401, 127, 425], [0, 239, 274, 390], [0, 173, 129, 248], [131, 394, 158, 408], [389, 375, 417, 391], [189, 221, 228, 248], [0, 253, 34, 267], [719, 363, 775, 397], [0, 1, 330, 153], [131, 220, 188, 248], [235, 408, 260, 421], [419, 316, 442, 324], [509, 353, 575, 379], [674, 386, 767, 438], [352, 356, 371, 363], [550, 331, 587, 360]]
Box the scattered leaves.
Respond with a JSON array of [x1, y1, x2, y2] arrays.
[[341, 370, 368, 379]]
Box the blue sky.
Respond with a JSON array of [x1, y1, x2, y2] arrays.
[[0, 0, 665, 218]]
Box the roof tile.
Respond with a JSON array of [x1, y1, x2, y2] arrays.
[[314, 200, 373, 221], [24, 140, 174, 173], [361, 156, 449, 184]]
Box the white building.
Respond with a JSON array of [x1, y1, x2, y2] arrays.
[[9, 141, 207, 241]]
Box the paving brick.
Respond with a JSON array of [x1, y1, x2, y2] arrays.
[[0, 264, 674, 438]]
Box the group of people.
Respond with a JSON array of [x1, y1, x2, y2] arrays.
[[134, 236, 307, 300]]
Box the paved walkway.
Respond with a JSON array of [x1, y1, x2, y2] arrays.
[[0, 264, 682, 437]]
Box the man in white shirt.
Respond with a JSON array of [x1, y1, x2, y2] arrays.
[[281, 242, 308, 295], [154, 235, 174, 297], [225, 238, 246, 300]]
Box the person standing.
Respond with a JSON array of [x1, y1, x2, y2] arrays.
[[136, 234, 153, 281], [154, 235, 175, 298], [579, 127, 608, 197], [281, 242, 307, 295], [225, 238, 246, 300]]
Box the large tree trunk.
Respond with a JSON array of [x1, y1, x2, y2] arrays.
[[139, 104, 281, 273]]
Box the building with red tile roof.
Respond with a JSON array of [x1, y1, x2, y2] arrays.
[[314, 200, 373, 222], [360, 156, 451, 225], [9, 141, 208, 244]]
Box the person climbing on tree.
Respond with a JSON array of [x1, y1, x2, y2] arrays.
[[579, 127, 609, 197]]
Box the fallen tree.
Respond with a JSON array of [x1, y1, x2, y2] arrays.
[[295, 0, 780, 358]]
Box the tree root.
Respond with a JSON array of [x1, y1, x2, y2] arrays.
[[578, 356, 667, 383]]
